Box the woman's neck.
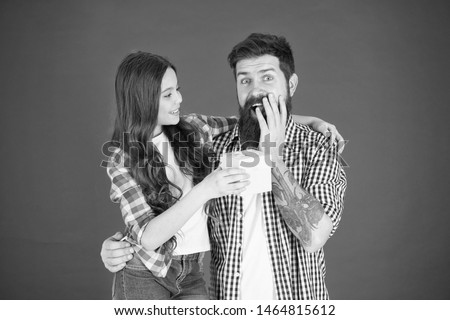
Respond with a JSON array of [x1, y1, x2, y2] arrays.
[[153, 125, 163, 138]]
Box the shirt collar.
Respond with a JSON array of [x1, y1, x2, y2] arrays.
[[284, 114, 298, 144]]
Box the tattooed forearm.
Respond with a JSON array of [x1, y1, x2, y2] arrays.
[[272, 164, 324, 247]]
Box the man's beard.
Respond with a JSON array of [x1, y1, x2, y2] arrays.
[[238, 94, 291, 150]]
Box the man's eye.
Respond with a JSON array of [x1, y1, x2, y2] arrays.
[[263, 75, 273, 81], [240, 79, 250, 85]]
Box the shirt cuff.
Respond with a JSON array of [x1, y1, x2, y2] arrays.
[[136, 220, 150, 247]]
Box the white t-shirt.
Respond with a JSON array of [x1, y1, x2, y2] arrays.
[[152, 133, 210, 255], [240, 194, 276, 299]]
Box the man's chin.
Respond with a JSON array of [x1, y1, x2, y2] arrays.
[[238, 109, 261, 150]]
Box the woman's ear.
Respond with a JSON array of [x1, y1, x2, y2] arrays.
[[289, 73, 298, 97]]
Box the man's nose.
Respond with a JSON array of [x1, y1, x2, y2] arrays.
[[248, 87, 267, 98]]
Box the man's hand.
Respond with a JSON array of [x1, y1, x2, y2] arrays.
[[255, 93, 287, 165], [100, 232, 134, 273]]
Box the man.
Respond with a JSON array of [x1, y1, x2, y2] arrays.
[[101, 33, 346, 299]]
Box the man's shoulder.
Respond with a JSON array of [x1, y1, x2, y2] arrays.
[[288, 122, 328, 150]]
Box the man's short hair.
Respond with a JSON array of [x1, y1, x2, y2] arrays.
[[227, 33, 295, 82]]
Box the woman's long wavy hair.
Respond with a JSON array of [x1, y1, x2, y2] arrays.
[[112, 52, 213, 252]]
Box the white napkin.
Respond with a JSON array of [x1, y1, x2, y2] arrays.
[[219, 150, 272, 196]]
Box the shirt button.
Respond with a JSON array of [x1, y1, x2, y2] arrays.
[[235, 272, 240, 278]]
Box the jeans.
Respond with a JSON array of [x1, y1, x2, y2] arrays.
[[112, 252, 209, 300]]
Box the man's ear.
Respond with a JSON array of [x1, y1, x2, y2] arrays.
[[288, 73, 298, 97]]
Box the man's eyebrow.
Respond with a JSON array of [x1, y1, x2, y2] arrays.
[[236, 68, 276, 77], [258, 68, 276, 74], [236, 71, 249, 77]]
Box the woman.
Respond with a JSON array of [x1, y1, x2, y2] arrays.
[[108, 51, 250, 299], [105, 51, 344, 300]]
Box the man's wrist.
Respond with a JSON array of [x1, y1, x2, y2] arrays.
[[269, 156, 284, 169]]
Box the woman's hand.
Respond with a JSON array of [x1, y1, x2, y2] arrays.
[[291, 115, 346, 153], [199, 168, 250, 199], [309, 119, 345, 153]]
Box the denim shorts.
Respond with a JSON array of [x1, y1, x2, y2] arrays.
[[112, 252, 209, 300]]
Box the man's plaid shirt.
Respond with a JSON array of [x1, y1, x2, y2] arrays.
[[208, 115, 347, 299], [106, 114, 237, 277]]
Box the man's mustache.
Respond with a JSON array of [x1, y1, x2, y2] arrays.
[[243, 95, 266, 111], [243, 95, 270, 120], [243, 94, 285, 115]]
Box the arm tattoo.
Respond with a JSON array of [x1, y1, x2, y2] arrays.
[[272, 166, 324, 247]]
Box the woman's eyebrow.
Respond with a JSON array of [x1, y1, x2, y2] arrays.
[[161, 87, 173, 93]]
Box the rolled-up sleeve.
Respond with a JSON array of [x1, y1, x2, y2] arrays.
[[106, 149, 155, 245], [183, 113, 238, 140], [303, 135, 347, 236]]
